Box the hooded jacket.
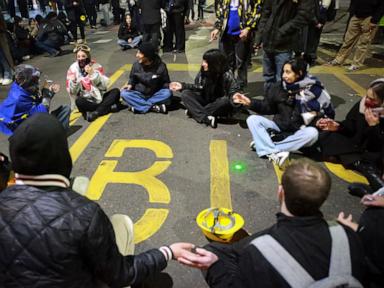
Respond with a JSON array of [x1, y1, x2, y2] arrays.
[[0, 114, 168, 287]]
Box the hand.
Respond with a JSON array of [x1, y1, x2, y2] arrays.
[[239, 28, 249, 41], [169, 82, 182, 92], [316, 118, 339, 131], [210, 29, 219, 42], [316, 23, 323, 29], [364, 108, 380, 127], [121, 84, 132, 91], [361, 194, 384, 207], [84, 64, 94, 76], [49, 83, 60, 93], [337, 212, 358, 231], [233, 93, 251, 106], [173, 244, 218, 270]]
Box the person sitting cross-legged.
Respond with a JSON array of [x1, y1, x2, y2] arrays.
[[120, 42, 172, 114]]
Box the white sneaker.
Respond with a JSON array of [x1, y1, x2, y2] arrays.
[[346, 65, 359, 72], [207, 115, 217, 128], [2, 78, 12, 86], [22, 55, 31, 61], [267, 151, 289, 167], [249, 141, 256, 151], [110, 214, 135, 256]]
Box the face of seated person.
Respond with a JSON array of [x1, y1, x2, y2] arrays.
[[365, 88, 383, 109], [282, 63, 302, 84], [201, 60, 208, 72]]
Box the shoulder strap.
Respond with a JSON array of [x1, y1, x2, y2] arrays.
[[328, 224, 351, 277], [251, 235, 314, 288]]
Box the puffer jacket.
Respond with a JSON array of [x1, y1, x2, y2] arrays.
[[255, 0, 314, 53], [0, 185, 167, 288], [249, 82, 303, 132]]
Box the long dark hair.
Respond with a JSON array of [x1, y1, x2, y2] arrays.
[[202, 49, 228, 76], [282, 57, 308, 82]]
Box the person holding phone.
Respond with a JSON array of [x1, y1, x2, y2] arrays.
[[66, 45, 123, 122], [316, 78, 384, 191]]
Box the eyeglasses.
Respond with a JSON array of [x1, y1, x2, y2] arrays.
[[73, 44, 91, 53]]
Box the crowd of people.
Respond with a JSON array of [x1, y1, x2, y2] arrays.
[[0, 0, 384, 287]]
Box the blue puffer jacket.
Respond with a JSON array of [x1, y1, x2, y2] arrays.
[[0, 82, 47, 135]]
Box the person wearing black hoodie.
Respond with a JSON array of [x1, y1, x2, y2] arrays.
[[163, 0, 188, 53], [0, 113, 213, 287], [117, 13, 142, 50], [120, 42, 172, 113]]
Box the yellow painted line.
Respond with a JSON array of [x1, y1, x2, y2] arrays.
[[333, 72, 366, 96], [210, 140, 232, 210], [324, 162, 369, 184], [272, 163, 284, 184], [134, 208, 169, 244], [69, 66, 126, 162], [317, 47, 336, 58], [106, 139, 173, 158], [86, 159, 172, 202]]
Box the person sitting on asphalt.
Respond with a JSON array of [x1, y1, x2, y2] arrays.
[[316, 78, 384, 193], [0, 113, 214, 288], [34, 12, 67, 57], [338, 193, 384, 288], [178, 159, 365, 287], [120, 42, 172, 114], [233, 58, 321, 167], [117, 13, 142, 50], [170, 49, 241, 128], [66, 44, 124, 121], [0, 64, 70, 136]]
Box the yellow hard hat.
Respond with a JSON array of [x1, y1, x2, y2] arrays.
[[196, 208, 244, 243]]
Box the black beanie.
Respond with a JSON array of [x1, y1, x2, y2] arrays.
[[138, 42, 157, 61], [9, 113, 72, 178]]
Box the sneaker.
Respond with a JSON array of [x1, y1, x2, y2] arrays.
[[151, 104, 167, 114], [267, 151, 289, 167], [324, 59, 340, 66], [110, 104, 119, 113], [22, 55, 31, 61], [185, 109, 191, 118], [346, 65, 359, 72], [159, 104, 167, 114], [1, 78, 12, 86], [207, 115, 217, 128], [128, 106, 135, 113], [249, 141, 256, 151], [86, 111, 99, 122]]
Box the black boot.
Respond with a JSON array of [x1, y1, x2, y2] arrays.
[[86, 111, 99, 122], [348, 183, 373, 198], [351, 161, 384, 191]]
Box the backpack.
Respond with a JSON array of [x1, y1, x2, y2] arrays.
[[251, 224, 363, 288], [326, 0, 337, 22]]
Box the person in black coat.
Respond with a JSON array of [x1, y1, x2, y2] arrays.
[[163, 0, 188, 53], [0, 113, 213, 287], [316, 78, 384, 191], [64, 0, 86, 43], [117, 13, 142, 50]]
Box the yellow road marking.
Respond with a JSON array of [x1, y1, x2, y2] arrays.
[[324, 162, 369, 184], [134, 209, 169, 244], [272, 163, 284, 184], [210, 140, 232, 210], [317, 47, 336, 58], [106, 139, 173, 158], [332, 72, 366, 96]]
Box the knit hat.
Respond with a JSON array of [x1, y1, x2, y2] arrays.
[[9, 113, 72, 178], [138, 42, 157, 61], [15, 64, 41, 94]]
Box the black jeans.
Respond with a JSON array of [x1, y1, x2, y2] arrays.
[[164, 11, 185, 51], [68, 10, 85, 40], [84, 2, 97, 26], [75, 88, 121, 115], [181, 90, 233, 123], [142, 23, 161, 49], [221, 33, 250, 89]]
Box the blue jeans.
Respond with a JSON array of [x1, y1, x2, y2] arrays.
[[0, 48, 12, 80], [121, 89, 172, 113], [262, 51, 292, 92], [35, 39, 59, 56], [117, 36, 142, 49], [246, 115, 318, 157]]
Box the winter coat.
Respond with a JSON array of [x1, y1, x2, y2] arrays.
[[137, 0, 165, 25], [64, 0, 87, 22], [255, 0, 314, 53], [128, 56, 170, 97], [0, 83, 49, 135], [36, 18, 67, 47], [181, 70, 239, 103], [0, 13, 14, 69], [118, 22, 139, 40], [0, 184, 167, 287], [249, 82, 304, 132]]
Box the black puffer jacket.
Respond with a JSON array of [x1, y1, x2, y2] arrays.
[[249, 82, 303, 132], [255, 0, 314, 53], [0, 185, 167, 288]]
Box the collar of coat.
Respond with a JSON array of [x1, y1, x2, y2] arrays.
[[15, 173, 70, 188]]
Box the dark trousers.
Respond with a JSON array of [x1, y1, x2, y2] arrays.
[[221, 34, 250, 89], [84, 2, 97, 26], [68, 11, 85, 40], [142, 23, 161, 49], [185, 0, 195, 20], [75, 88, 121, 115], [164, 11, 185, 51], [181, 90, 233, 123], [17, 0, 29, 18]]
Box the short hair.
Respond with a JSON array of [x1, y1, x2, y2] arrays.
[[282, 159, 331, 216], [282, 57, 308, 81]]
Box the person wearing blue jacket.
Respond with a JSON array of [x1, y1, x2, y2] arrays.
[[0, 64, 70, 136]]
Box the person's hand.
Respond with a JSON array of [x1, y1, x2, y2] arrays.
[[171, 243, 218, 270], [49, 83, 60, 93], [361, 194, 384, 207], [210, 29, 219, 42], [233, 93, 251, 106], [239, 28, 249, 41], [316, 118, 339, 131], [84, 64, 94, 76], [121, 84, 132, 91], [316, 23, 323, 29], [364, 108, 380, 127], [169, 82, 182, 92], [337, 212, 358, 231]]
